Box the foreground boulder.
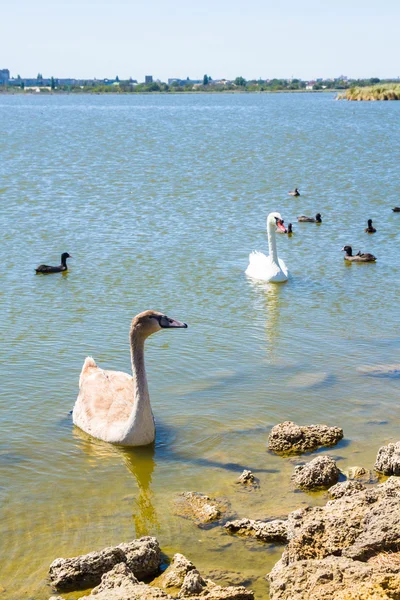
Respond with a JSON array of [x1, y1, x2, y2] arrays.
[[291, 456, 339, 490], [268, 421, 343, 454], [224, 518, 288, 543], [268, 478, 400, 599], [269, 555, 400, 600], [173, 492, 229, 525], [49, 537, 160, 591], [78, 563, 172, 599], [374, 441, 400, 475]]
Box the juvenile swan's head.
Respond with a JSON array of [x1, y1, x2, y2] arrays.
[[131, 310, 188, 338]]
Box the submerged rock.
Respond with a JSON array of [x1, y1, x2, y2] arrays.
[[268, 477, 400, 599], [291, 456, 339, 491], [268, 421, 343, 455], [224, 518, 288, 543], [375, 441, 400, 475], [49, 536, 160, 591], [358, 363, 400, 377], [173, 492, 229, 525]]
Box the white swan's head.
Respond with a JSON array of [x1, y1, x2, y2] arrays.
[[268, 212, 287, 233], [131, 310, 188, 338]]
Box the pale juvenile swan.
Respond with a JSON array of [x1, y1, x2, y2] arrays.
[[245, 212, 289, 282], [73, 310, 187, 446]]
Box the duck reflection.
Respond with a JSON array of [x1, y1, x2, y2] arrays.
[[72, 428, 159, 537]]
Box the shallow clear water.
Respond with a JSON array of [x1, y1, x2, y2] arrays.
[[1, 92, 400, 599]]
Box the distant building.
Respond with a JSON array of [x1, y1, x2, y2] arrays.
[[145, 75, 153, 84], [167, 78, 202, 86], [0, 69, 10, 84]]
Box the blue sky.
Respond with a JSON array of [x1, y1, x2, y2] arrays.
[[2, 0, 399, 80]]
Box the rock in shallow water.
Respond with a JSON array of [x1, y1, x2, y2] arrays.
[[268, 477, 400, 599], [268, 421, 343, 455], [291, 456, 340, 491], [375, 441, 400, 475], [49, 536, 161, 591], [224, 518, 289, 543], [173, 492, 229, 525], [152, 552, 254, 600]]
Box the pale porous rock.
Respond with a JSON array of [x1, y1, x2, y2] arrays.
[[329, 480, 366, 499], [78, 563, 172, 600], [152, 554, 196, 592], [269, 555, 400, 600], [268, 421, 343, 455], [375, 441, 400, 475], [224, 518, 289, 544], [291, 456, 339, 491], [173, 492, 229, 525], [268, 478, 400, 600], [178, 570, 207, 597], [236, 470, 256, 486], [49, 536, 160, 591]]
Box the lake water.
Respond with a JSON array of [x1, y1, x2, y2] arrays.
[[1, 92, 400, 599]]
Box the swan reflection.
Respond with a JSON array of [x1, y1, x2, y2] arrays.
[[247, 278, 282, 361], [72, 428, 159, 537]]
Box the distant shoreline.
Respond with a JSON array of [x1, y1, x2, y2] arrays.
[[0, 88, 341, 96]]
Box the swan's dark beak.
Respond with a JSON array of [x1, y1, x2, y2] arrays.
[[160, 316, 188, 329], [276, 219, 287, 233]]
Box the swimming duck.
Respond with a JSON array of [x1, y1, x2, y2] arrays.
[[297, 213, 322, 223], [35, 252, 72, 274], [365, 219, 376, 233], [342, 246, 376, 262], [287, 223, 293, 234], [392, 207, 400, 212], [288, 188, 300, 197]]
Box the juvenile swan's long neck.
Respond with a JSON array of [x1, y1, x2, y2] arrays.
[[122, 327, 155, 445], [267, 217, 279, 265]]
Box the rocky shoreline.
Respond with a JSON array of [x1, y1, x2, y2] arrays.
[[47, 423, 400, 600]]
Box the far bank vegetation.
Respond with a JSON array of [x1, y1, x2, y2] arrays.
[[339, 83, 400, 101]]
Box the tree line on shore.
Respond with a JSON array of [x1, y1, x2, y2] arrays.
[[2, 74, 399, 94]]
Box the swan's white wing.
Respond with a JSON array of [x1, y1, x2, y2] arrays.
[[73, 364, 135, 441], [246, 251, 288, 282]]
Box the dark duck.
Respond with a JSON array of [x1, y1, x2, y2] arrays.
[[35, 252, 72, 274], [342, 246, 376, 262], [297, 213, 322, 223], [365, 219, 376, 233]]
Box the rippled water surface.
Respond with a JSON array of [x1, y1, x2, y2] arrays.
[[1, 92, 400, 599]]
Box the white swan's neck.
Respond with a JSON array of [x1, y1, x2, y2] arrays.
[[122, 328, 155, 445], [267, 217, 279, 265]]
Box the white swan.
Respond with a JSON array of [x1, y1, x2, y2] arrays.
[[73, 310, 187, 446], [245, 212, 289, 282]]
